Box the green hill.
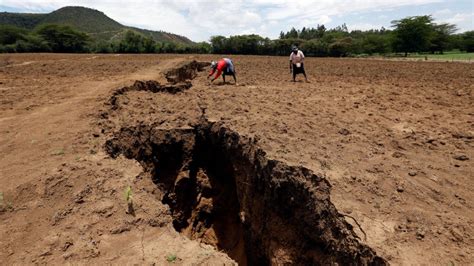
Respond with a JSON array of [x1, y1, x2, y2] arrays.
[[0, 6, 193, 44]]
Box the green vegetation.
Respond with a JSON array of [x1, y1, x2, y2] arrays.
[[124, 186, 133, 203], [51, 149, 65, 156], [0, 12, 46, 29], [407, 51, 474, 61], [124, 186, 134, 214], [391, 15, 458, 55], [40, 6, 123, 34], [460, 31, 474, 52], [0, 192, 13, 212], [210, 17, 472, 58], [36, 24, 89, 52], [0, 24, 208, 53], [166, 254, 177, 263], [0, 6, 192, 44], [1, 8, 472, 57]]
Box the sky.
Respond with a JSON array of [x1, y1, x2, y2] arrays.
[[1, 0, 472, 42]]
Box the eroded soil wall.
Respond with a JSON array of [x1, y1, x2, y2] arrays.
[[105, 120, 387, 265]]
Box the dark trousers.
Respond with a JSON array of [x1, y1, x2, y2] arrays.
[[292, 63, 306, 80]]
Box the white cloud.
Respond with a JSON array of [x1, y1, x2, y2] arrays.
[[349, 23, 385, 31], [432, 7, 473, 32], [438, 12, 474, 32], [1, 0, 451, 41], [433, 8, 452, 17]]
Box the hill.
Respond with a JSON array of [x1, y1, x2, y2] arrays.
[[0, 6, 193, 44]]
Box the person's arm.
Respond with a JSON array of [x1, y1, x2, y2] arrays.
[[208, 69, 215, 78], [211, 69, 223, 82], [289, 54, 293, 72]]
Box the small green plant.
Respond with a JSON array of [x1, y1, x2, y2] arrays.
[[166, 254, 177, 263], [124, 186, 133, 202], [51, 149, 65, 156], [124, 186, 134, 215], [0, 192, 12, 212]]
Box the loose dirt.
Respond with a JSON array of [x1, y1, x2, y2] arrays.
[[0, 54, 472, 265]]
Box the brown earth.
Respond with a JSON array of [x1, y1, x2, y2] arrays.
[[0, 54, 472, 265]]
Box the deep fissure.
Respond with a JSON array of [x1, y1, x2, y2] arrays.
[[106, 60, 209, 111], [105, 121, 387, 265], [155, 130, 249, 264]]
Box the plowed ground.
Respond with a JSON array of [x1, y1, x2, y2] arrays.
[[0, 54, 472, 264]]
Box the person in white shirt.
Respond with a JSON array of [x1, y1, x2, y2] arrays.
[[289, 45, 309, 82]]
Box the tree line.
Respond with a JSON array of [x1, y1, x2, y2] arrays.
[[211, 16, 473, 56], [0, 24, 211, 53], [1, 15, 473, 56]]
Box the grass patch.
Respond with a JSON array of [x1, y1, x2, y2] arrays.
[[124, 186, 134, 215], [166, 254, 177, 263], [51, 149, 65, 156], [379, 51, 474, 61], [0, 192, 13, 212], [409, 52, 474, 61]]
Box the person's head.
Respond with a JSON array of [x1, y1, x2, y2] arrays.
[[210, 61, 217, 69], [292, 45, 298, 54]]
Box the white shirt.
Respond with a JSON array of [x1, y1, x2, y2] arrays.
[[290, 50, 305, 64]]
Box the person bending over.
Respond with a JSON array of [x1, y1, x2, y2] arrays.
[[208, 58, 237, 84]]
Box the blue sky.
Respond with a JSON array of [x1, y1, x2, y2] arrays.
[[1, 0, 472, 41]]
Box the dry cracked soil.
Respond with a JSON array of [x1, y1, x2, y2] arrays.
[[0, 54, 473, 265]]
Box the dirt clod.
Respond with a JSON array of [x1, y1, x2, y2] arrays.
[[339, 128, 351, 135], [408, 171, 417, 176], [453, 155, 469, 161]]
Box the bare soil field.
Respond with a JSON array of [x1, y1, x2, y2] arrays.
[[0, 54, 472, 265]]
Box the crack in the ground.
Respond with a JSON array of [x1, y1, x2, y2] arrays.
[[101, 59, 387, 265], [106, 60, 209, 111], [165, 60, 210, 84], [105, 120, 387, 265]]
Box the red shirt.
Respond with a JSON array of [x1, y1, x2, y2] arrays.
[[209, 59, 227, 79]]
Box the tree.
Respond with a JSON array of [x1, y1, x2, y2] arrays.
[[288, 27, 299, 38], [300, 39, 328, 56], [210, 35, 227, 54], [162, 42, 177, 53], [142, 36, 156, 53], [391, 15, 435, 56], [14, 34, 51, 52], [316, 24, 326, 38], [328, 37, 353, 57], [361, 34, 391, 55], [279, 31, 285, 39], [430, 23, 457, 54], [36, 24, 89, 52], [118, 30, 143, 53], [461, 31, 474, 52], [0, 25, 28, 45], [93, 40, 113, 53]]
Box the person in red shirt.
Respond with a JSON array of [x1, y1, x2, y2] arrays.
[[207, 58, 237, 84]]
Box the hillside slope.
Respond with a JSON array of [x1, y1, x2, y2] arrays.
[[0, 6, 193, 44]]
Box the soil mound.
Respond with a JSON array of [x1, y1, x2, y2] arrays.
[[165, 60, 210, 83]]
